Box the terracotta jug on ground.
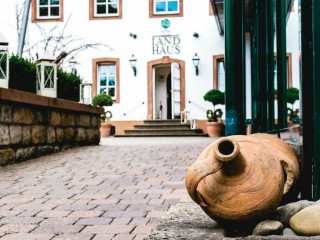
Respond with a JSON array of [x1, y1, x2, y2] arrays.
[[185, 133, 300, 224]]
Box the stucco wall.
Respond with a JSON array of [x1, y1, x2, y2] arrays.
[[0, 0, 301, 121]]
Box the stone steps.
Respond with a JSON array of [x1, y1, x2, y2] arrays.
[[134, 124, 191, 130], [115, 133, 208, 137], [143, 120, 181, 125], [115, 120, 207, 137]]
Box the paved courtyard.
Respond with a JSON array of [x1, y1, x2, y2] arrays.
[[0, 137, 215, 240]]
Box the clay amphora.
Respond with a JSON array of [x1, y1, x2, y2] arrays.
[[185, 134, 300, 224]]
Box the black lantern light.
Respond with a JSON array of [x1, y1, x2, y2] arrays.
[[192, 53, 200, 76], [129, 54, 137, 76]]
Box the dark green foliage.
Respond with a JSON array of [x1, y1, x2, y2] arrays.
[[92, 92, 113, 107], [8, 55, 81, 102], [286, 87, 299, 120], [204, 89, 225, 122], [287, 87, 299, 105], [9, 55, 36, 93], [57, 69, 80, 102], [203, 89, 225, 109], [206, 109, 223, 122]]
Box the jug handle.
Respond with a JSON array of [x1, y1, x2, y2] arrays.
[[185, 157, 222, 208]]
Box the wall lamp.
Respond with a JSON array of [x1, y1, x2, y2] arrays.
[[192, 53, 200, 76], [193, 32, 199, 38], [129, 54, 137, 76], [130, 33, 137, 39]]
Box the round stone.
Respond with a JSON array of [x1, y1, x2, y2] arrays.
[[252, 220, 283, 236], [275, 200, 316, 228], [283, 228, 297, 236], [290, 203, 320, 236]]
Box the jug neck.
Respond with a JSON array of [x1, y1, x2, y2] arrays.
[[214, 137, 246, 176]]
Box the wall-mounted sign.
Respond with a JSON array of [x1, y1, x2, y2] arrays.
[[161, 19, 170, 29], [152, 35, 181, 55]]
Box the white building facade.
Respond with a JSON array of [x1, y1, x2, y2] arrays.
[[0, 0, 300, 128]]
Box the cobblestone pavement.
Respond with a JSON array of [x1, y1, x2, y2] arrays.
[[0, 137, 216, 240]]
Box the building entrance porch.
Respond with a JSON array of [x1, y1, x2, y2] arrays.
[[147, 56, 185, 120]]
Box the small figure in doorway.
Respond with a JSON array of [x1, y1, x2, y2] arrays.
[[158, 101, 163, 120]]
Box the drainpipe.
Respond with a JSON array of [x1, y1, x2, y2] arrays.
[[17, 0, 31, 57]]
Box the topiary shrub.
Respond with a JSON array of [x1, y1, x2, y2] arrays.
[[204, 89, 225, 122], [92, 93, 113, 121], [287, 87, 299, 120], [92, 92, 113, 107]]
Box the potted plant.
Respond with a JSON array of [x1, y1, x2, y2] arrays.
[[203, 89, 225, 137], [287, 87, 299, 126], [92, 92, 113, 137]]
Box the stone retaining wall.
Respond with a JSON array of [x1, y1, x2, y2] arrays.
[[0, 88, 104, 166]]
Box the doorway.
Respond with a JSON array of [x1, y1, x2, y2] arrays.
[[154, 65, 171, 119], [147, 57, 185, 120]]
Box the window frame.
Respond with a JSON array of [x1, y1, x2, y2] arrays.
[[92, 58, 120, 104], [149, 0, 183, 18], [32, 0, 64, 22], [94, 0, 120, 17], [153, 0, 179, 15], [89, 0, 122, 20], [97, 64, 117, 100], [213, 55, 225, 90], [213, 53, 292, 91]]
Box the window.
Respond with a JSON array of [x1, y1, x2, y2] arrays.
[[149, 0, 183, 18], [274, 54, 293, 90], [213, 53, 292, 93], [32, 0, 63, 22], [92, 58, 120, 103], [98, 64, 117, 99], [90, 0, 122, 20], [154, 0, 179, 14], [213, 55, 225, 92], [95, 0, 119, 17]]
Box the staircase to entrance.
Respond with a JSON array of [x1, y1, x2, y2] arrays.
[[115, 119, 208, 137]]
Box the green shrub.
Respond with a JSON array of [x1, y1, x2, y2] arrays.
[[204, 89, 225, 121], [287, 87, 299, 120], [8, 55, 81, 102], [92, 92, 113, 107], [204, 89, 225, 110], [57, 69, 80, 102], [9, 55, 36, 93], [92, 93, 113, 121], [287, 87, 299, 105]]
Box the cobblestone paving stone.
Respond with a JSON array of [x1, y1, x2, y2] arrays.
[[0, 137, 216, 240]]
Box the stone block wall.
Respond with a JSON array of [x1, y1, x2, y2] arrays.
[[0, 88, 104, 166]]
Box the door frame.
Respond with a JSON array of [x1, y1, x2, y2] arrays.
[[147, 56, 185, 120]]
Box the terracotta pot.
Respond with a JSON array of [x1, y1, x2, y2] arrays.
[[100, 122, 112, 138], [185, 134, 300, 224], [206, 121, 221, 137]]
